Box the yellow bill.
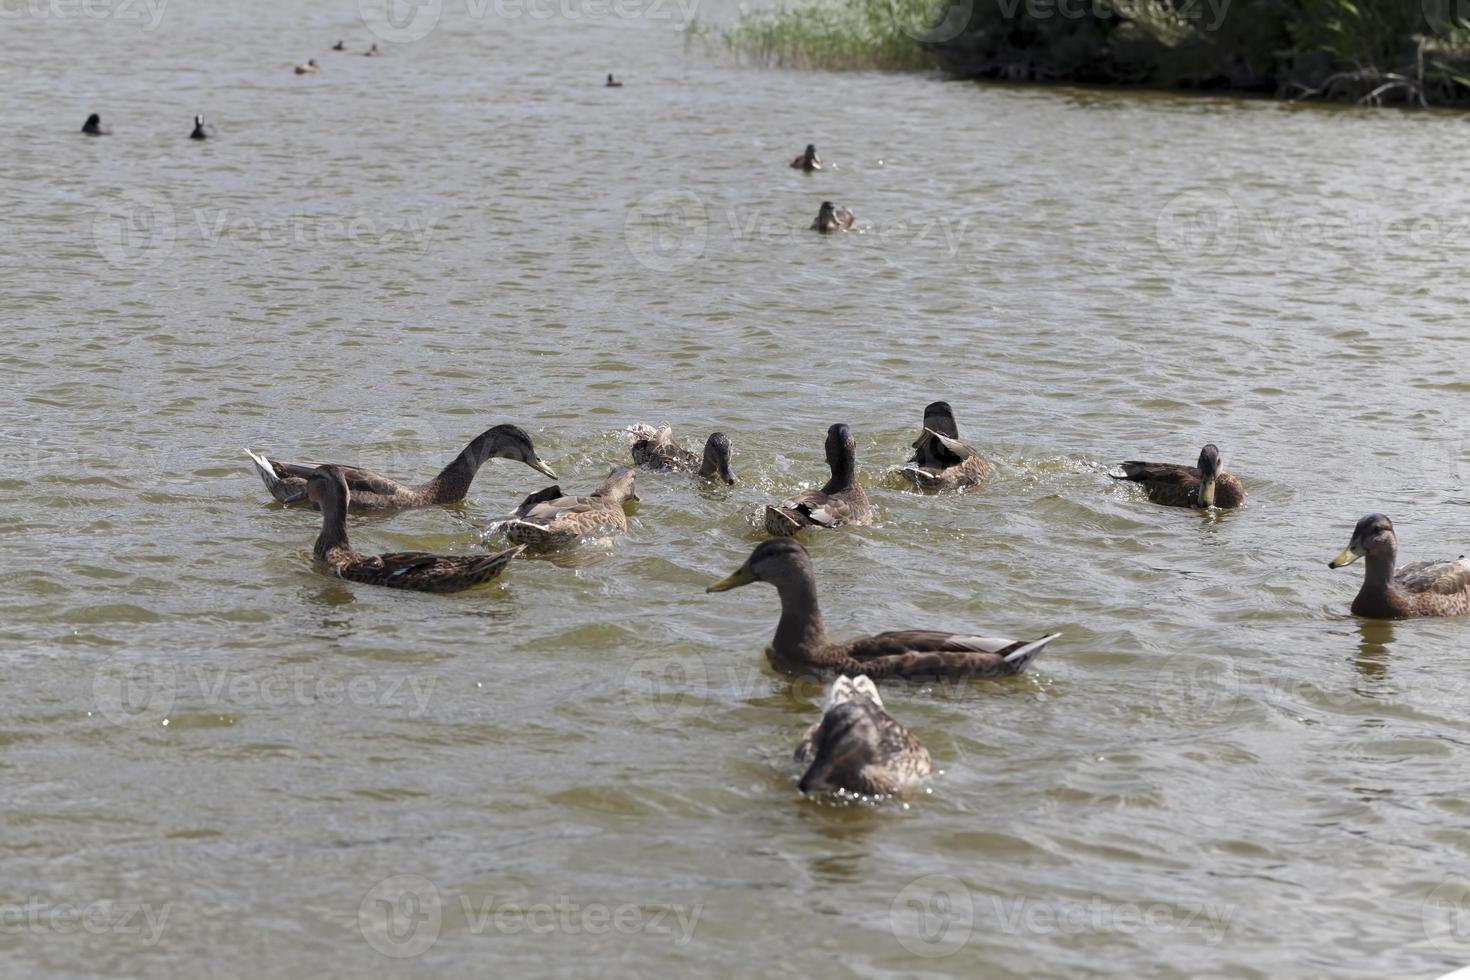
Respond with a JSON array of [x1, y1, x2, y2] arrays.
[[706, 565, 756, 593]]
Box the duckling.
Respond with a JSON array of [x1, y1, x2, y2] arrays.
[[365, 44, 381, 56], [307, 466, 522, 593], [765, 423, 872, 536], [294, 59, 319, 75], [795, 676, 932, 797], [189, 115, 208, 140], [790, 144, 821, 172], [899, 401, 992, 491], [81, 113, 107, 136], [1111, 443, 1244, 509], [504, 466, 638, 548], [1329, 514, 1470, 618], [707, 538, 1058, 679], [247, 423, 556, 511], [332, 40, 346, 51], [626, 424, 735, 484], [811, 201, 854, 233], [606, 73, 623, 87]]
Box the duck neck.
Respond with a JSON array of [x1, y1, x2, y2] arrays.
[[1358, 551, 1397, 601], [314, 498, 351, 559], [822, 446, 855, 494], [772, 572, 829, 656], [422, 438, 492, 502]]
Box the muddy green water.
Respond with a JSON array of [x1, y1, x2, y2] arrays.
[[4, 2, 1470, 977]]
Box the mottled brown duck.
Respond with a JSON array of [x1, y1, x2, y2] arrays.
[[707, 539, 1058, 679], [790, 144, 821, 172], [307, 466, 522, 593], [1111, 443, 1244, 509], [504, 466, 638, 548], [626, 424, 735, 484], [1328, 513, 1470, 619], [899, 401, 992, 491], [794, 676, 932, 797], [811, 201, 854, 232], [765, 424, 873, 536], [248, 424, 556, 510]]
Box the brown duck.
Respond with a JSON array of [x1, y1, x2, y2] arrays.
[[811, 201, 854, 232], [707, 538, 1058, 679], [790, 144, 821, 172], [794, 676, 932, 797], [307, 465, 522, 592], [899, 401, 992, 491], [1111, 443, 1243, 509], [765, 424, 873, 536], [248, 424, 556, 510], [1328, 513, 1470, 618], [626, 424, 735, 484], [504, 466, 638, 548]]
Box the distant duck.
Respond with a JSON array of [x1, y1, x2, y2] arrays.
[[790, 144, 821, 171], [294, 59, 319, 75], [626, 424, 736, 484], [1111, 443, 1244, 509], [899, 401, 992, 491], [365, 43, 381, 56], [606, 73, 623, 87], [794, 676, 932, 797], [764, 423, 872, 536], [707, 538, 1059, 679], [811, 201, 854, 233], [332, 40, 346, 50], [189, 115, 207, 140], [1329, 514, 1470, 618], [503, 467, 639, 548], [307, 466, 524, 593], [81, 113, 107, 136]]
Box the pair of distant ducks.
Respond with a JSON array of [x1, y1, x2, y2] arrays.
[[82, 114, 209, 140], [294, 42, 380, 74], [790, 144, 856, 234]]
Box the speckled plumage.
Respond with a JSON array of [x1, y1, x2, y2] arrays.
[[626, 424, 736, 484], [899, 401, 992, 491], [504, 466, 638, 548], [764, 423, 873, 536], [794, 677, 932, 797]]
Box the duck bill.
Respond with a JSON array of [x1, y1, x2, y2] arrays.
[[706, 564, 755, 593], [531, 458, 557, 479], [1328, 546, 1362, 569], [1197, 476, 1217, 508]]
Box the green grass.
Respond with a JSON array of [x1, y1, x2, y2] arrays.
[[694, 0, 945, 70]]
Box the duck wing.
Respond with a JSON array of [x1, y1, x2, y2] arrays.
[[1113, 461, 1200, 485], [1396, 558, 1470, 596], [843, 631, 1057, 678], [514, 485, 565, 518]]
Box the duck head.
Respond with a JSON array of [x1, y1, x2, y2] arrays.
[[917, 401, 959, 443], [1329, 513, 1396, 569], [1195, 443, 1223, 508], [707, 538, 811, 593], [306, 464, 351, 510], [699, 432, 736, 485], [82, 113, 103, 135], [477, 424, 556, 478], [595, 465, 639, 504]]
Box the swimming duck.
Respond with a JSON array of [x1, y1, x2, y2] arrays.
[[707, 538, 1058, 678], [190, 115, 207, 140], [899, 401, 992, 491], [332, 40, 346, 50], [81, 113, 107, 136], [294, 59, 319, 74], [765, 423, 872, 536], [307, 466, 522, 593], [790, 144, 821, 172], [626, 424, 735, 484], [794, 676, 932, 797], [606, 73, 623, 87], [1328, 513, 1470, 618], [811, 201, 854, 232], [247, 424, 556, 511], [365, 44, 381, 56], [503, 466, 638, 548], [1111, 443, 1244, 509]]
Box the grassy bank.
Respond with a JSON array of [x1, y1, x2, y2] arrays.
[[698, 0, 1470, 108]]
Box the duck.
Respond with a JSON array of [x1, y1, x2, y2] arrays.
[[794, 676, 932, 797], [1328, 513, 1470, 618], [765, 423, 872, 536], [81, 113, 107, 136], [365, 44, 381, 56], [247, 423, 556, 511], [707, 538, 1058, 679], [189, 115, 208, 140], [605, 73, 623, 87], [899, 401, 992, 491], [503, 466, 638, 547], [332, 40, 346, 50], [1110, 443, 1244, 509], [294, 59, 319, 75], [626, 424, 735, 484], [790, 144, 821, 172], [811, 201, 854, 233], [307, 465, 522, 593]]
